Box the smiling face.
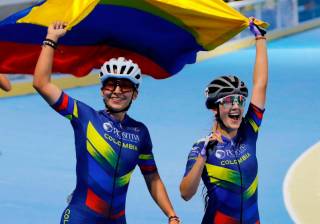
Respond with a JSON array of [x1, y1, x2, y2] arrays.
[[214, 95, 246, 133], [101, 78, 138, 112], [218, 103, 244, 131]]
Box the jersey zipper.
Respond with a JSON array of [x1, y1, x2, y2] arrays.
[[108, 124, 123, 220], [233, 143, 243, 224]]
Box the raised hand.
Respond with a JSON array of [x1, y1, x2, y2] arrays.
[[46, 21, 68, 42], [200, 129, 223, 158], [249, 17, 267, 37]]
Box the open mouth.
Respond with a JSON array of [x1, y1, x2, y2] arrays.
[[228, 113, 241, 121]]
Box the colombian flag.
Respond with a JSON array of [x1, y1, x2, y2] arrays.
[[0, 0, 267, 79]]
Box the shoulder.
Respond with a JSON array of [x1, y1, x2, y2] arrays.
[[192, 136, 208, 149], [125, 115, 149, 132]]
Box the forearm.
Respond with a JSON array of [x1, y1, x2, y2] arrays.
[[33, 22, 66, 104], [251, 38, 268, 108], [180, 156, 206, 201], [147, 173, 176, 217], [33, 43, 55, 89], [253, 38, 268, 89]]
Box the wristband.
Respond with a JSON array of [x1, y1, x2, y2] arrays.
[[169, 215, 180, 222], [255, 36, 266, 40], [43, 38, 58, 49]]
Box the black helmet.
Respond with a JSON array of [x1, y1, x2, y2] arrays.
[[205, 75, 248, 109]]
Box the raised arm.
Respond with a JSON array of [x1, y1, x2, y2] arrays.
[[144, 172, 180, 224], [33, 22, 67, 104], [249, 19, 268, 109], [0, 74, 11, 92]]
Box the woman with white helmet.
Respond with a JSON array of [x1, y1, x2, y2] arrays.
[[180, 19, 268, 224], [33, 21, 180, 224]]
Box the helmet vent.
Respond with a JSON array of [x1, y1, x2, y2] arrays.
[[120, 65, 126, 74], [106, 65, 111, 73], [135, 74, 141, 79], [214, 79, 229, 86], [207, 86, 219, 93], [223, 87, 234, 93], [127, 66, 134, 74]]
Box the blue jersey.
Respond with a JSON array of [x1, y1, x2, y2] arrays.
[[52, 92, 157, 224], [184, 103, 265, 224]]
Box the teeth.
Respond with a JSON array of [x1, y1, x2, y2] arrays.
[[229, 114, 240, 120]]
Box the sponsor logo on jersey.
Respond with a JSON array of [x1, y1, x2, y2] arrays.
[[220, 152, 251, 166], [104, 134, 138, 151], [103, 121, 140, 143], [216, 144, 248, 158], [63, 208, 71, 223], [215, 149, 226, 159]]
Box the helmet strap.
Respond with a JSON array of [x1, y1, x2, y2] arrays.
[[216, 106, 227, 130]]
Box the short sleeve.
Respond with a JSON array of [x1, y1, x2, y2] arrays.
[[243, 103, 265, 140], [51, 92, 79, 121], [138, 126, 158, 175], [183, 141, 204, 177]]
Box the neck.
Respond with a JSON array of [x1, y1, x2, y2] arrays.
[[109, 111, 126, 121], [216, 122, 238, 139]]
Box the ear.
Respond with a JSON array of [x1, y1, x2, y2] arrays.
[[132, 90, 138, 100], [212, 107, 218, 116]]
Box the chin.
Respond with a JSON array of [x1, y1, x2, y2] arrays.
[[225, 120, 242, 131], [110, 106, 127, 112]]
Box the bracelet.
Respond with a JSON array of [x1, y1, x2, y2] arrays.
[[255, 36, 266, 40], [169, 215, 180, 222], [43, 38, 58, 49]]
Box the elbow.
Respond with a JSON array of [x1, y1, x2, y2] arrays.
[[32, 82, 40, 91], [32, 78, 45, 92], [179, 183, 194, 201], [181, 194, 192, 201]]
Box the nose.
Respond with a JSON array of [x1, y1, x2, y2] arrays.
[[231, 102, 240, 109], [112, 85, 122, 93]]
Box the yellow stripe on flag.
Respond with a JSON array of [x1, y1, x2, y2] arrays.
[[146, 0, 246, 49], [17, 0, 100, 29]]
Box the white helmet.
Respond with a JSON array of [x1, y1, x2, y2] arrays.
[[100, 57, 142, 89]]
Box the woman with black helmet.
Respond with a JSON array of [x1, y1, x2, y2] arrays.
[[180, 18, 268, 224]]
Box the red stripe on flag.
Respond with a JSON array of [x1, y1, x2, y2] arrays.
[[0, 42, 170, 79], [214, 211, 240, 224], [85, 188, 110, 217]]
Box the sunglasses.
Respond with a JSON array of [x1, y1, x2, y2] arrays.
[[215, 95, 246, 109], [102, 79, 135, 92]]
